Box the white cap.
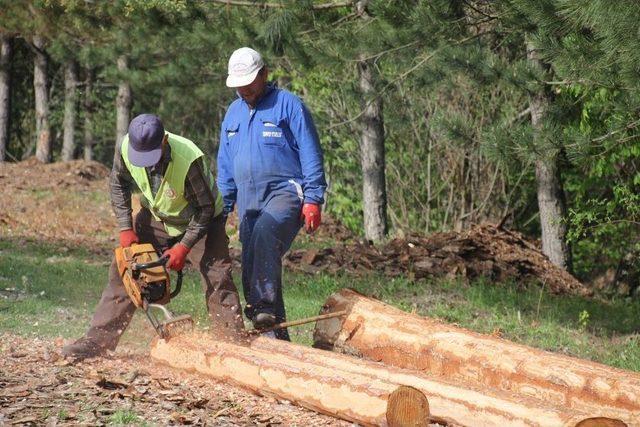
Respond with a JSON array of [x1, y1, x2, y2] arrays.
[[226, 47, 264, 88]]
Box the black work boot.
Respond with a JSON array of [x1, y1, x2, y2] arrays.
[[61, 337, 109, 361], [252, 312, 276, 330]]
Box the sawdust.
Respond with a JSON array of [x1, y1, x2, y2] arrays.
[[0, 333, 348, 426]]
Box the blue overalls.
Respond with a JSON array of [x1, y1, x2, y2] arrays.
[[217, 84, 326, 340]]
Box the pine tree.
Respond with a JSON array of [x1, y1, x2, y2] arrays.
[[33, 34, 52, 163], [61, 59, 79, 161], [0, 35, 12, 162]]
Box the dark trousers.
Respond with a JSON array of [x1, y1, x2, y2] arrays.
[[86, 208, 243, 349], [239, 192, 302, 341]]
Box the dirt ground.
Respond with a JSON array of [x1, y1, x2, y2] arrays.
[[0, 333, 349, 426], [0, 158, 116, 254]]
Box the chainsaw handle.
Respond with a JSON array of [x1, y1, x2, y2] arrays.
[[170, 270, 183, 299], [132, 256, 184, 298], [131, 255, 168, 271]]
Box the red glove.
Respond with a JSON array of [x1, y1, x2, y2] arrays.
[[119, 229, 139, 248], [163, 243, 190, 271], [301, 203, 321, 234]]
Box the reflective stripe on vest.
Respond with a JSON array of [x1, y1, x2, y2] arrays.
[[121, 132, 222, 236]]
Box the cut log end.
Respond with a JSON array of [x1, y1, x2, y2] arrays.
[[386, 386, 430, 427], [312, 289, 356, 350], [574, 418, 628, 427]]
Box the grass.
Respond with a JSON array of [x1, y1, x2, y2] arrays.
[[107, 409, 144, 426], [1, 237, 640, 370]]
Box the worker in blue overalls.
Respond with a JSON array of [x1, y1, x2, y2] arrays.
[[217, 47, 327, 340]]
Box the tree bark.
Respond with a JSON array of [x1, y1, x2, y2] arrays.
[[151, 333, 623, 427], [116, 55, 131, 146], [61, 60, 78, 161], [151, 333, 429, 427], [33, 35, 51, 163], [358, 56, 387, 242], [526, 38, 572, 271], [0, 36, 12, 163], [83, 67, 95, 161], [314, 289, 639, 425]]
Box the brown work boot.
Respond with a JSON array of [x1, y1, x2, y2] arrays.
[[61, 337, 108, 361]]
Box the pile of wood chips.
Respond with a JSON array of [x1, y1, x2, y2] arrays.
[[284, 224, 590, 296]]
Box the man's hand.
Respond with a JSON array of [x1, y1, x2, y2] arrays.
[[163, 243, 190, 271], [119, 229, 139, 248], [301, 203, 321, 234]]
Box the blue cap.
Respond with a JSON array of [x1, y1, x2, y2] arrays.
[[127, 114, 165, 167]]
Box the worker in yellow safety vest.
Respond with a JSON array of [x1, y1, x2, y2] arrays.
[[62, 114, 244, 360]]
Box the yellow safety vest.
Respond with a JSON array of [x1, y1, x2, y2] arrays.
[[121, 132, 222, 236]]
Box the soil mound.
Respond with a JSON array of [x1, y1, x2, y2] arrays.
[[3, 157, 109, 189], [284, 224, 589, 295]]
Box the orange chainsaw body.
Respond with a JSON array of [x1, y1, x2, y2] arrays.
[[115, 243, 171, 307]]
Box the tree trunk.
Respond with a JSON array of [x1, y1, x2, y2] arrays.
[[526, 38, 572, 271], [116, 55, 131, 146], [151, 333, 623, 427], [0, 36, 12, 163], [152, 333, 429, 427], [61, 60, 78, 161], [314, 289, 639, 425], [33, 35, 51, 163], [83, 67, 95, 161], [358, 56, 387, 242]]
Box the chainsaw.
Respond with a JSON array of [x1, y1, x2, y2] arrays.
[[115, 243, 194, 340]]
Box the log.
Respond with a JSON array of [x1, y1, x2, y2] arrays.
[[151, 333, 428, 426], [150, 332, 625, 427], [313, 289, 640, 426]]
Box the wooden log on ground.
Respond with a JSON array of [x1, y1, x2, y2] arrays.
[[150, 332, 625, 427], [313, 289, 640, 426], [151, 333, 428, 426]]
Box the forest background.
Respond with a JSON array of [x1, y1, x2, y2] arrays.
[[2, 0, 640, 293]]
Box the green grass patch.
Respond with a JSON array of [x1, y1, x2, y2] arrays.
[[0, 239, 109, 339], [107, 409, 145, 426], [1, 238, 639, 371]]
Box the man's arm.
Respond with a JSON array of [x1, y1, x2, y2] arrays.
[[289, 100, 327, 204], [109, 144, 135, 231], [181, 157, 217, 249], [216, 123, 237, 215]]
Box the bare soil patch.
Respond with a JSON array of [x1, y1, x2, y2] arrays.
[[0, 158, 115, 253]]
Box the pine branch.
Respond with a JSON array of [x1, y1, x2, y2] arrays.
[[209, 0, 352, 10], [462, 0, 498, 20], [506, 107, 531, 125], [591, 119, 640, 143], [298, 11, 357, 36], [327, 30, 494, 131], [392, 30, 493, 84], [358, 40, 421, 62]]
